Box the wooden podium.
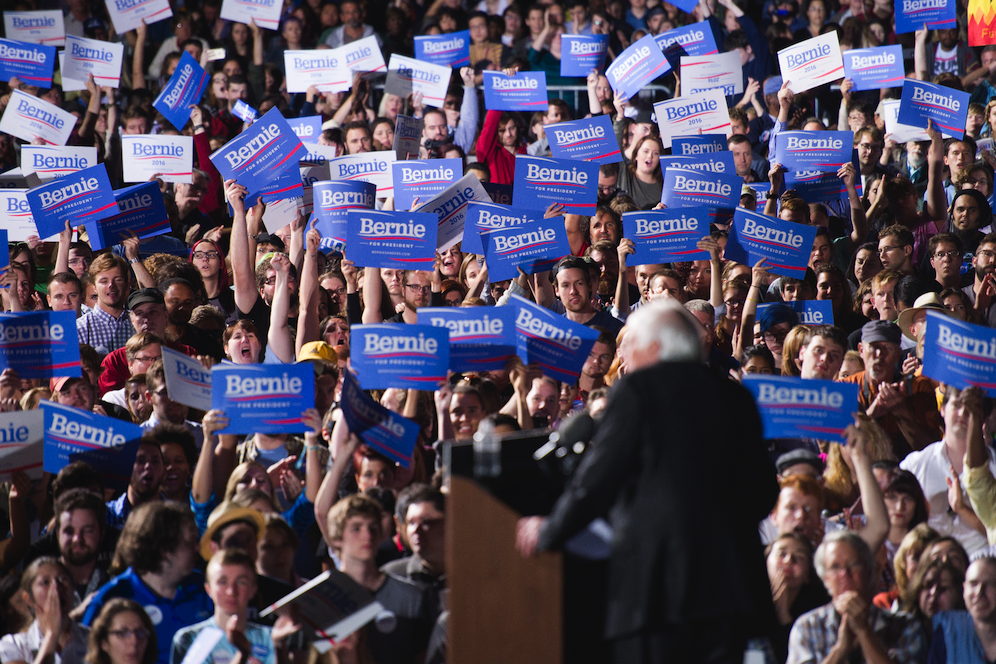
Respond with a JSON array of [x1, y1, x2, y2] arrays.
[[444, 434, 564, 664]]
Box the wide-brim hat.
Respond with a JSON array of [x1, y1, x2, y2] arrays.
[[199, 503, 266, 560]]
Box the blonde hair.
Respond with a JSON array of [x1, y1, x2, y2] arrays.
[[823, 416, 895, 509], [895, 523, 939, 594], [780, 326, 808, 377]]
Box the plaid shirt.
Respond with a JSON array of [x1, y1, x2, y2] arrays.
[[787, 603, 927, 664], [76, 306, 135, 356]]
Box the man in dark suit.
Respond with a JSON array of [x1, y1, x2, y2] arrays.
[[517, 300, 780, 664]]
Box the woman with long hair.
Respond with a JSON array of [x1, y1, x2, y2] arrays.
[[221, 320, 262, 364], [846, 241, 882, 289], [765, 533, 828, 664], [823, 416, 895, 512], [617, 135, 663, 211], [223, 22, 253, 73], [901, 559, 965, 635], [189, 239, 235, 323], [715, 282, 748, 357], [85, 599, 156, 664], [874, 522, 938, 611]]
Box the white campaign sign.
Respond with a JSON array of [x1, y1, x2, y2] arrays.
[[337, 35, 386, 75], [21, 146, 97, 180], [680, 51, 743, 96], [58, 51, 85, 92], [0, 189, 37, 241], [62, 35, 124, 89], [0, 410, 45, 482], [385, 54, 451, 108], [414, 173, 492, 250], [284, 49, 350, 93], [328, 152, 397, 197], [777, 32, 844, 94], [162, 347, 212, 411], [262, 196, 305, 233], [3, 11, 65, 47], [653, 88, 732, 149], [121, 135, 194, 184], [0, 89, 75, 146], [880, 99, 939, 142], [105, 0, 172, 34], [220, 0, 281, 31]]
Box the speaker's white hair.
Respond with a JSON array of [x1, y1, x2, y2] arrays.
[[626, 299, 706, 363]]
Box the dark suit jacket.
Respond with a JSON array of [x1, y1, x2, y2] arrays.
[[537, 362, 779, 640]]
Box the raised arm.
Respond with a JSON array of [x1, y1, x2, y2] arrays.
[[697, 235, 724, 308], [267, 253, 295, 363], [131, 22, 147, 90], [924, 120, 948, 232], [296, 224, 321, 358], [362, 267, 384, 323], [228, 180, 260, 315], [736, 259, 768, 361], [314, 418, 358, 541], [848, 418, 890, 553], [841, 163, 867, 249], [302, 409, 324, 504], [122, 231, 156, 288], [194, 410, 229, 504], [76, 76, 102, 141], [54, 221, 71, 276], [614, 239, 634, 316]]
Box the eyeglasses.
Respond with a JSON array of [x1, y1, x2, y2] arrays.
[[826, 562, 864, 576], [762, 329, 788, 343], [933, 250, 961, 261], [326, 286, 346, 296], [964, 178, 988, 187], [109, 629, 150, 641], [134, 355, 161, 363], [406, 284, 431, 294], [878, 245, 901, 255], [857, 142, 882, 151], [68, 257, 91, 266], [192, 251, 220, 260], [978, 250, 996, 259]]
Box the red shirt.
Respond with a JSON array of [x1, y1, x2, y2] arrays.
[[475, 110, 526, 185], [98, 339, 197, 396]]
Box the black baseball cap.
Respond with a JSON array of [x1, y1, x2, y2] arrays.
[[128, 288, 164, 310]]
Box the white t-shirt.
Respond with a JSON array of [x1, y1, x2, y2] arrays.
[[0, 621, 89, 664], [933, 44, 958, 76]]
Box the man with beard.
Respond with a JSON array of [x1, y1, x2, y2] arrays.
[[362, 268, 443, 324], [538, 256, 623, 336], [106, 436, 166, 529], [140, 360, 204, 449], [54, 489, 113, 602], [964, 233, 996, 327], [51, 375, 132, 422], [578, 329, 613, 399], [160, 277, 223, 360], [947, 189, 990, 262], [476, 84, 527, 185], [76, 254, 134, 357]]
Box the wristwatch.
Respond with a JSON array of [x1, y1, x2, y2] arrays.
[[129, 257, 141, 264], [766, 190, 778, 200]]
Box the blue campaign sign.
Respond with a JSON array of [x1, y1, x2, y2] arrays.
[[152, 51, 208, 130], [0, 230, 7, 270], [606, 33, 671, 100], [623, 210, 710, 264], [922, 311, 996, 396], [785, 170, 856, 203], [671, 134, 727, 155], [351, 324, 450, 390], [391, 158, 462, 211], [546, 115, 622, 164], [512, 155, 598, 215], [27, 162, 117, 240], [508, 294, 600, 383], [0, 38, 55, 86], [40, 401, 143, 488], [724, 207, 817, 278], [482, 71, 548, 112], [482, 217, 571, 281], [895, 0, 957, 33], [662, 166, 742, 210], [482, 182, 513, 206], [0, 311, 81, 379], [211, 363, 316, 435], [560, 34, 609, 77], [313, 180, 376, 253], [654, 21, 719, 57], [339, 372, 419, 467], [461, 202, 543, 255], [842, 46, 905, 91], [414, 30, 470, 68], [209, 106, 305, 201], [757, 300, 834, 326], [287, 116, 322, 144], [418, 306, 518, 373], [660, 152, 736, 175], [775, 131, 854, 171], [743, 375, 859, 442], [897, 79, 969, 139], [84, 182, 170, 251], [345, 209, 438, 270]]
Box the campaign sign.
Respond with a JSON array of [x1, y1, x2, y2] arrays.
[[338, 35, 387, 76], [743, 375, 858, 442], [162, 347, 211, 411], [749, 182, 772, 212], [662, 166, 742, 210], [283, 49, 349, 94], [659, 152, 736, 175], [152, 51, 208, 130], [62, 36, 123, 88], [482, 182, 513, 206], [313, 180, 376, 253], [881, 98, 932, 142], [345, 209, 438, 270], [300, 163, 327, 215], [775, 130, 854, 171], [339, 373, 418, 468], [350, 324, 450, 391], [606, 33, 671, 100], [211, 363, 315, 434], [328, 152, 396, 197], [413, 172, 491, 251], [4, 11, 65, 47], [232, 99, 257, 123], [21, 146, 97, 180], [482, 217, 571, 281], [482, 71, 549, 112], [757, 299, 835, 326], [623, 209, 710, 264], [0, 231, 7, 270], [842, 45, 905, 91], [414, 30, 470, 68], [40, 401, 143, 486], [260, 195, 304, 233], [393, 115, 423, 160], [672, 134, 728, 155], [546, 115, 622, 164], [0, 311, 81, 379], [385, 54, 451, 108], [288, 116, 322, 144], [723, 207, 817, 278], [508, 294, 600, 383], [0, 89, 75, 146], [654, 21, 719, 57], [392, 158, 461, 212], [895, 0, 957, 33], [85, 182, 171, 251], [419, 306, 518, 373], [777, 32, 844, 94], [560, 34, 609, 77], [0, 410, 44, 481], [0, 190, 36, 241], [653, 88, 731, 149], [299, 144, 339, 168], [220, 0, 281, 31], [921, 311, 996, 396], [27, 163, 117, 240], [512, 155, 598, 215], [897, 79, 969, 140], [680, 52, 743, 96], [121, 134, 194, 184], [785, 170, 858, 203], [0, 38, 55, 86], [462, 202, 543, 255], [57, 51, 85, 92], [210, 107, 305, 201], [106, 0, 172, 33]]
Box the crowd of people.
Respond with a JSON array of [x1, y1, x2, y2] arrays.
[[1, 0, 996, 661]]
